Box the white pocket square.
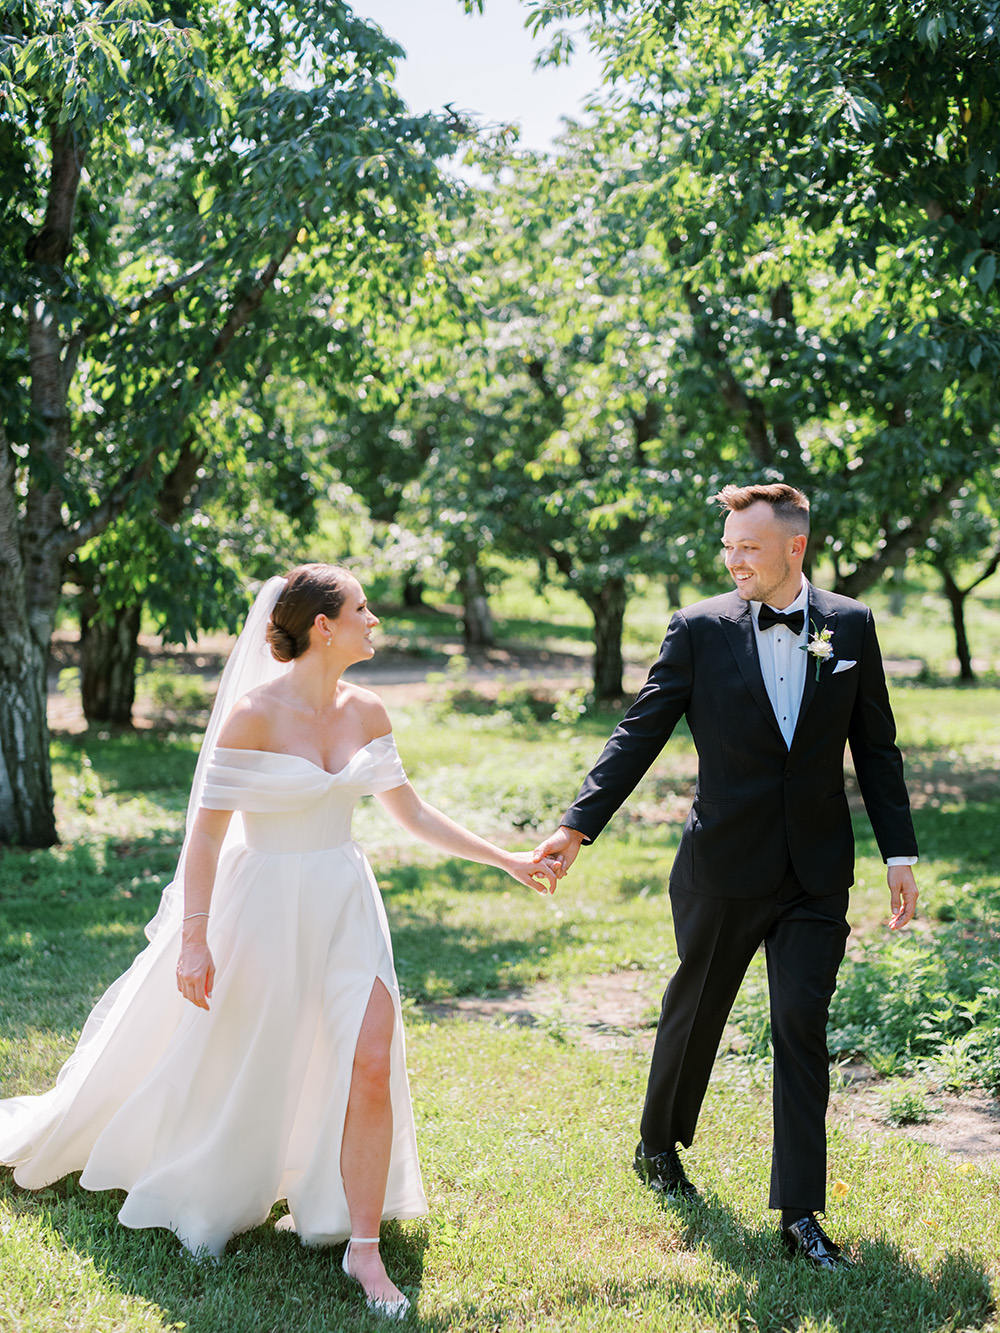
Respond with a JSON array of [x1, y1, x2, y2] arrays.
[[832, 659, 857, 674]]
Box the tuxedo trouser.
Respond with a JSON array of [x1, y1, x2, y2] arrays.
[[640, 868, 850, 1211]]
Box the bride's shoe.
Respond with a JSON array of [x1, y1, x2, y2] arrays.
[[341, 1236, 411, 1320]]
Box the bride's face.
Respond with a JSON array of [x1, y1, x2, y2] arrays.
[[322, 576, 379, 662]]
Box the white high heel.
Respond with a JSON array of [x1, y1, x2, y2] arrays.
[[342, 1236, 411, 1320]]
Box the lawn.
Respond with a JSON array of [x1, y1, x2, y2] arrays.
[[1, 587, 999, 1333]]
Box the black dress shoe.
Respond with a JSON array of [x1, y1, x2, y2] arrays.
[[781, 1214, 854, 1270], [633, 1141, 698, 1199]]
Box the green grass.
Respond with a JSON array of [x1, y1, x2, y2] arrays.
[[2, 1028, 998, 1332], [863, 579, 1000, 679], [2, 649, 1000, 1330]]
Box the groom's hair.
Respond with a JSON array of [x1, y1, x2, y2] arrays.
[[714, 483, 810, 536]]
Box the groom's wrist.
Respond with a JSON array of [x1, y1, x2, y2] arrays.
[[559, 824, 588, 846]]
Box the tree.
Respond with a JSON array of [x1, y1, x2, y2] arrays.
[[518, 0, 1000, 595], [74, 376, 346, 725], [0, 0, 456, 845], [359, 139, 725, 698], [923, 472, 1000, 681]]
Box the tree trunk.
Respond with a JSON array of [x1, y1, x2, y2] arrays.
[[0, 626, 57, 847], [402, 572, 425, 608], [887, 565, 906, 617], [80, 594, 143, 724], [461, 562, 494, 647], [666, 573, 682, 610], [76, 433, 201, 727], [936, 561, 976, 682], [0, 426, 58, 847], [582, 576, 627, 700], [0, 124, 87, 846]]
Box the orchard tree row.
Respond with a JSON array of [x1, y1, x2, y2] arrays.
[[2, 0, 998, 845], [342, 0, 1000, 691]]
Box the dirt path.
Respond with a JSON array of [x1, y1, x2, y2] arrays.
[[420, 972, 1000, 1163], [46, 626, 649, 732]]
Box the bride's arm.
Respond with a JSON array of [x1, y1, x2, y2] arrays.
[[375, 783, 558, 894], [176, 806, 233, 1010]]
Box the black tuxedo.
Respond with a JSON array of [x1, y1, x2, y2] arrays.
[[561, 584, 916, 1209]]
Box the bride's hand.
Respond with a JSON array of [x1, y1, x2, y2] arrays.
[[503, 851, 559, 895], [176, 942, 215, 1010]]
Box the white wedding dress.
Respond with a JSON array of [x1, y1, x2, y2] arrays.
[[0, 734, 428, 1257]]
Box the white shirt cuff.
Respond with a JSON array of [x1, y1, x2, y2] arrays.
[[886, 856, 918, 866]]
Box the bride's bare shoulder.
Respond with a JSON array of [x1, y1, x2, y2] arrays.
[[339, 681, 392, 738], [216, 685, 280, 750]]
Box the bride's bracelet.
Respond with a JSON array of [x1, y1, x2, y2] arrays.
[[183, 912, 210, 921]]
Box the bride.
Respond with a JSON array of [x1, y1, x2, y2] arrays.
[[0, 564, 557, 1318]]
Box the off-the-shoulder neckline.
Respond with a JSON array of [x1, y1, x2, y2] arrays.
[[213, 733, 393, 778]]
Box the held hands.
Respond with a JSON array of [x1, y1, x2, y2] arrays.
[[504, 851, 560, 895], [531, 826, 585, 881], [176, 940, 215, 1010], [887, 864, 918, 931]]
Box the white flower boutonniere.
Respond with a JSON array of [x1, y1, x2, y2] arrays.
[[801, 621, 834, 681]]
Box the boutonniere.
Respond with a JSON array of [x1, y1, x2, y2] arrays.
[[801, 621, 834, 680]]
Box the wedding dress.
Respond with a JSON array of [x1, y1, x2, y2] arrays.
[[0, 580, 428, 1257]]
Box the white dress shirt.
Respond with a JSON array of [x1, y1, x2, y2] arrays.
[[751, 579, 810, 749], [751, 578, 916, 867]]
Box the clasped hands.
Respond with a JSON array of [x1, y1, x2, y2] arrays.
[[530, 825, 584, 884], [506, 828, 584, 896]]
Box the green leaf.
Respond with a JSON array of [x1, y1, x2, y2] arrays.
[[975, 253, 996, 295]]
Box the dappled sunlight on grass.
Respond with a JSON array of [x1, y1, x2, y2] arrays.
[[4, 671, 1000, 1330]]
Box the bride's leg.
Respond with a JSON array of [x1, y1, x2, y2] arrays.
[[340, 977, 405, 1304]]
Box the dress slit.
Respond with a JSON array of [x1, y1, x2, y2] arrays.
[[1, 740, 428, 1256]]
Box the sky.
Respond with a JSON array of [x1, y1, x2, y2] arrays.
[[349, 0, 604, 153]]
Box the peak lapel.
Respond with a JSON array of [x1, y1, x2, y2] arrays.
[[720, 594, 784, 743], [793, 591, 839, 742]]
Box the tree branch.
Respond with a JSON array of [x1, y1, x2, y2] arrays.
[[128, 256, 221, 316], [51, 226, 301, 560], [683, 281, 773, 465], [964, 536, 1000, 593], [833, 475, 964, 598], [62, 256, 224, 378], [25, 124, 86, 267]]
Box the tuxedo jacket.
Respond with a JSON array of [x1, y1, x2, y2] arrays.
[[561, 585, 917, 899]]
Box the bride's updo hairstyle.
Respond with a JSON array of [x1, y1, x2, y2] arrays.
[[266, 564, 353, 663]]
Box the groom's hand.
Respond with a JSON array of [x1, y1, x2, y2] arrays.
[[887, 864, 918, 930], [532, 826, 585, 879]]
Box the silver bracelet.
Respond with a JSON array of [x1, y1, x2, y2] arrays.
[[183, 912, 210, 921]]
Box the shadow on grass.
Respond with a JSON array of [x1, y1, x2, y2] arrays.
[[658, 1193, 995, 1333], [0, 837, 173, 947], [1, 1170, 429, 1333], [855, 793, 1000, 899], [492, 615, 594, 647], [51, 732, 199, 796], [912, 798, 1000, 881], [11, 1170, 991, 1333], [378, 859, 618, 1001]]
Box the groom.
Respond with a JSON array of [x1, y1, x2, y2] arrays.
[[534, 483, 918, 1269]]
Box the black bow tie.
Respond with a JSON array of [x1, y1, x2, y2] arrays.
[[758, 605, 805, 634]]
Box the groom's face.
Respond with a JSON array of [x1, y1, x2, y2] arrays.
[[722, 502, 805, 608]]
